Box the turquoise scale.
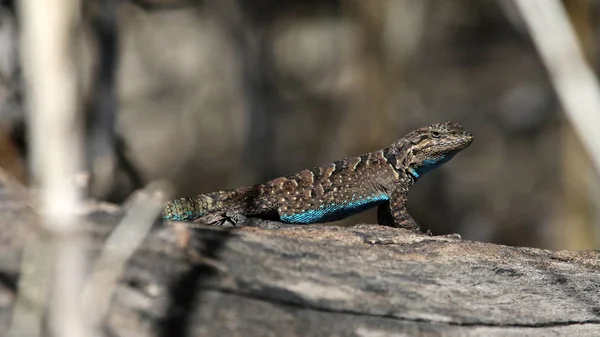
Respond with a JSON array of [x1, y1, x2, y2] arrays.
[[409, 153, 455, 179], [167, 210, 199, 221], [280, 193, 389, 224]]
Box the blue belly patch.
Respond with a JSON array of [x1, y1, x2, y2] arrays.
[[280, 194, 388, 224]]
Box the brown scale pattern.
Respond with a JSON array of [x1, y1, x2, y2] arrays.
[[265, 153, 396, 218], [163, 122, 474, 233]]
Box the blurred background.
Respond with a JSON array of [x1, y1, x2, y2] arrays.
[[1, 0, 600, 250]]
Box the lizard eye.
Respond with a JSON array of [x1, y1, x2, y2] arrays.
[[431, 131, 441, 138]]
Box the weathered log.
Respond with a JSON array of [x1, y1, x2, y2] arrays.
[[1, 186, 599, 336]]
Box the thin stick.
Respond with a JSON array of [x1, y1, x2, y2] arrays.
[[514, 0, 600, 175], [12, 1, 88, 337], [82, 182, 170, 325]]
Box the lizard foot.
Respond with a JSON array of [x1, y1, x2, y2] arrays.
[[187, 212, 247, 228], [419, 230, 462, 239]]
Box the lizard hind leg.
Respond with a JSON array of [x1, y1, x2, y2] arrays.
[[193, 212, 247, 227]]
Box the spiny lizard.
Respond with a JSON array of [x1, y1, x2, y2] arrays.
[[163, 122, 473, 233]]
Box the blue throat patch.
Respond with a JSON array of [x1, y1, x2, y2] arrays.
[[280, 193, 388, 224], [409, 153, 455, 179]]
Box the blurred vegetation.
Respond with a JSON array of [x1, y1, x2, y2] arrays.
[[1, 0, 599, 249]]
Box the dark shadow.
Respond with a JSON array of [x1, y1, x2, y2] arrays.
[[86, 0, 144, 202], [129, 0, 202, 11], [0, 271, 17, 292], [104, 136, 144, 202], [158, 226, 233, 337], [89, 0, 119, 127], [114, 135, 144, 191], [85, 0, 120, 199]]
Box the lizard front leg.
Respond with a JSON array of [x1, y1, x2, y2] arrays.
[[377, 187, 421, 233]]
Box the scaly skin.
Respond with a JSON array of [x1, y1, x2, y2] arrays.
[[163, 122, 474, 233]]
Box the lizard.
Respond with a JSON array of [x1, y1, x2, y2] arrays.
[[162, 121, 473, 233]]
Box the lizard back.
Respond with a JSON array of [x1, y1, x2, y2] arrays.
[[264, 149, 398, 223], [163, 121, 474, 229]]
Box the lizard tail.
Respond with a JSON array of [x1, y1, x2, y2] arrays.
[[162, 187, 255, 222], [162, 194, 217, 221]]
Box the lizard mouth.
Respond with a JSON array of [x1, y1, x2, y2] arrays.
[[461, 133, 475, 147]]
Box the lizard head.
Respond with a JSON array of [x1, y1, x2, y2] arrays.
[[391, 122, 474, 180]]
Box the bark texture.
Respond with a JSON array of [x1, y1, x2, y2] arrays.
[[0, 186, 599, 336]]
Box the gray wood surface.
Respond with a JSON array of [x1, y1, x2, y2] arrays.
[[1, 186, 599, 336]]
